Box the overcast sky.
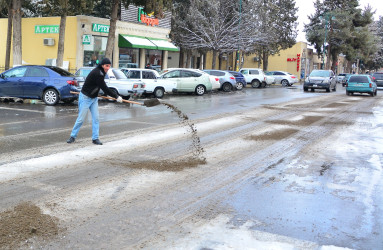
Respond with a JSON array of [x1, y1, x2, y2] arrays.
[[296, 0, 383, 42]]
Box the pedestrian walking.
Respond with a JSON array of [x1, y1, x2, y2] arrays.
[[67, 58, 123, 145]]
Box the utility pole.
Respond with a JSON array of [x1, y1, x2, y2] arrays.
[[235, 0, 242, 71]]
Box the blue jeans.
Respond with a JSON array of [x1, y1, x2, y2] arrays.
[[70, 92, 100, 140]]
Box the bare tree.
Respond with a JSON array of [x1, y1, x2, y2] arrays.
[[171, 0, 265, 69], [12, 0, 22, 66]]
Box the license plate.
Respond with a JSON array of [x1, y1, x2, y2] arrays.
[[313, 84, 318, 87]]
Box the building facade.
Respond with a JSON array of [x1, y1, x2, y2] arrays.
[[0, 10, 179, 72]]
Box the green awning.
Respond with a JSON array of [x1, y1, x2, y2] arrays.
[[118, 34, 157, 50], [119, 34, 179, 51], [148, 38, 179, 52]]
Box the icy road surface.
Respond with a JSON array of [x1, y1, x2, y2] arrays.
[[0, 87, 382, 249]]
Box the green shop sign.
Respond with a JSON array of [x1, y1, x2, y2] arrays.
[[92, 23, 109, 33], [35, 25, 59, 34]]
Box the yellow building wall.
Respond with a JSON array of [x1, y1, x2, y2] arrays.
[[0, 16, 78, 70], [203, 42, 308, 80], [267, 42, 307, 78], [0, 19, 9, 68]]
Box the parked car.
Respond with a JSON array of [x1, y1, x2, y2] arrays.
[[120, 68, 176, 98], [239, 68, 270, 88], [227, 71, 247, 90], [266, 71, 298, 86], [341, 73, 353, 87], [159, 68, 212, 96], [203, 70, 236, 92], [372, 72, 383, 89], [303, 70, 337, 92], [0, 65, 80, 105], [75, 67, 144, 99], [336, 73, 347, 84], [346, 75, 377, 96]]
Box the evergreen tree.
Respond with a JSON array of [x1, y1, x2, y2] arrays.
[[304, 0, 374, 71]]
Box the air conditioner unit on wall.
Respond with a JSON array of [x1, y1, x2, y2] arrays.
[[43, 38, 55, 46]]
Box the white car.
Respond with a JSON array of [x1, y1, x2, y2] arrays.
[[239, 68, 271, 88], [75, 67, 144, 98], [121, 68, 177, 98], [159, 68, 212, 96], [266, 71, 298, 86]]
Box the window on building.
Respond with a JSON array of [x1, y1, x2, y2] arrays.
[[146, 49, 162, 71], [83, 36, 108, 67], [119, 48, 139, 68]]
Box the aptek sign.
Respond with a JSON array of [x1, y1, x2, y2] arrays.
[[35, 25, 59, 34], [92, 23, 110, 33], [137, 7, 159, 26]]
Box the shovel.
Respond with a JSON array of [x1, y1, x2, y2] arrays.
[[70, 91, 161, 107]]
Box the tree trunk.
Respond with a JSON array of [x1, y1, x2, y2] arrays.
[[12, 0, 22, 66], [262, 50, 269, 71], [212, 50, 217, 69], [218, 53, 223, 70], [105, 0, 119, 61], [5, 1, 13, 70], [186, 50, 191, 68], [56, 10, 67, 68], [179, 48, 184, 68]]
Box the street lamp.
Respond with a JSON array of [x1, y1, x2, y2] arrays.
[[320, 13, 335, 70]]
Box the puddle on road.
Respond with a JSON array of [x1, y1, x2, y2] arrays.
[[324, 103, 348, 108], [0, 202, 61, 249], [248, 128, 298, 141]]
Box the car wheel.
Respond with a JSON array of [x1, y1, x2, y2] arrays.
[[311, 88, 315, 92], [346, 90, 350, 96], [222, 82, 232, 92], [261, 82, 266, 88], [375, 90, 378, 96], [303, 87, 308, 92], [195, 85, 206, 96], [235, 82, 244, 90], [153, 87, 165, 98], [326, 87, 330, 92], [281, 79, 289, 87], [43, 88, 59, 105], [251, 80, 260, 88], [370, 92, 374, 97]]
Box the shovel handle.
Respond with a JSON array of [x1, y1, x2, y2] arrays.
[[70, 91, 144, 106]]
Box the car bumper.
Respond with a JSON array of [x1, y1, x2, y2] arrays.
[[304, 83, 330, 89], [346, 87, 374, 93]]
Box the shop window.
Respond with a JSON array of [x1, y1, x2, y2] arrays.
[[119, 48, 139, 68], [83, 36, 108, 67], [146, 49, 162, 71]]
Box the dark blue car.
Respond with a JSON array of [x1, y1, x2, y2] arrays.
[[226, 70, 247, 90], [0, 65, 80, 105]]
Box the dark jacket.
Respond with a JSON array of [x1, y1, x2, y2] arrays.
[[81, 65, 119, 99]]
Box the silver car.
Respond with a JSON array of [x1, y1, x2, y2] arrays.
[[266, 71, 298, 86], [203, 70, 236, 92], [303, 70, 337, 92], [75, 67, 144, 98]]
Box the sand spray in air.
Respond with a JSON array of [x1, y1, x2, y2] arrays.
[[162, 102, 206, 163]]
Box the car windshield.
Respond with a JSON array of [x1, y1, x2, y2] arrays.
[[310, 71, 330, 77], [112, 69, 128, 80], [48, 66, 74, 76], [348, 76, 369, 83], [373, 73, 383, 80]]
